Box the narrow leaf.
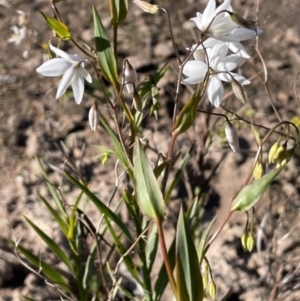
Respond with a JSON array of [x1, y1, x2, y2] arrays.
[[93, 6, 119, 88], [40, 12, 71, 40], [145, 225, 158, 272], [104, 216, 143, 286], [36, 157, 66, 218], [165, 150, 191, 204], [99, 116, 131, 173], [38, 193, 68, 236], [176, 209, 203, 301], [134, 140, 166, 221], [8, 239, 71, 294], [109, 0, 128, 26], [231, 167, 283, 211], [65, 172, 133, 242], [174, 85, 202, 135]]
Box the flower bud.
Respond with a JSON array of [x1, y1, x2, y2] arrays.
[[124, 60, 137, 95], [231, 78, 246, 103], [246, 232, 255, 252], [276, 147, 295, 168], [88, 102, 99, 131], [133, 0, 159, 14], [253, 161, 264, 180], [272, 142, 287, 163], [209, 281, 216, 300], [225, 122, 240, 153], [268, 140, 280, 164], [229, 12, 261, 35], [241, 231, 249, 252]]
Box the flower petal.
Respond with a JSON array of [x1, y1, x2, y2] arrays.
[[219, 54, 244, 71], [56, 66, 75, 99], [50, 44, 75, 63], [71, 71, 85, 104], [202, 0, 216, 29], [207, 76, 224, 107], [36, 58, 71, 77], [228, 42, 250, 59], [182, 60, 208, 79]]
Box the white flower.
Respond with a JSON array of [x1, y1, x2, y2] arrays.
[[36, 44, 92, 104], [182, 43, 250, 107], [191, 37, 250, 59], [191, 0, 259, 42], [8, 25, 26, 45]]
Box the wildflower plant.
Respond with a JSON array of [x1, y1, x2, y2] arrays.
[[10, 0, 300, 300]]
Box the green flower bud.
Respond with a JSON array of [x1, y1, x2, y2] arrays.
[[272, 143, 287, 163], [246, 232, 255, 252], [268, 140, 280, 164], [209, 281, 216, 300], [276, 147, 295, 168], [253, 161, 264, 180], [241, 231, 249, 252], [229, 12, 259, 34]]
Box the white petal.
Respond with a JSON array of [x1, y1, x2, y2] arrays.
[[36, 58, 71, 77], [50, 44, 75, 63], [202, 0, 216, 28], [228, 42, 250, 59], [232, 73, 251, 85], [219, 54, 243, 71], [215, 0, 231, 15], [207, 76, 224, 107], [226, 28, 256, 42], [71, 71, 85, 104], [78, 65, 92, 83], [182, 76, 205, 85], [209, 43, 228, 68], [191, 13, 203, 31], [182, 60, 208, 78], [56, 66, 75, 99]]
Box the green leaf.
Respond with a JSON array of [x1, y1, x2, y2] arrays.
[[231, 167, 283, 211], [83, 244, 97, 290], [153, 238, 176, 301], [36, 157, 67, 218], [176, 209, 204, 301], [174, 85, 202, 135], [38, 193, 68, 237], [40, 12, 71, 40], [145, 225, 158, 272], [8, 239, 71, 294], [104, 216, 143, 287], [24, 216, 74, 273], [65, 172, 133, 242], [165, 150, 191, 204], [99, 116, 132, 174], [22, 296, 41, 301], [197, 217, 216, 263], [134, 140, 166, 221], [93, 6, 119, 88], [109, 0, 128, 26]]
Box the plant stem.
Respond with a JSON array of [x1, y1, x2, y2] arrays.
[[157, 220, 178, 300]]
